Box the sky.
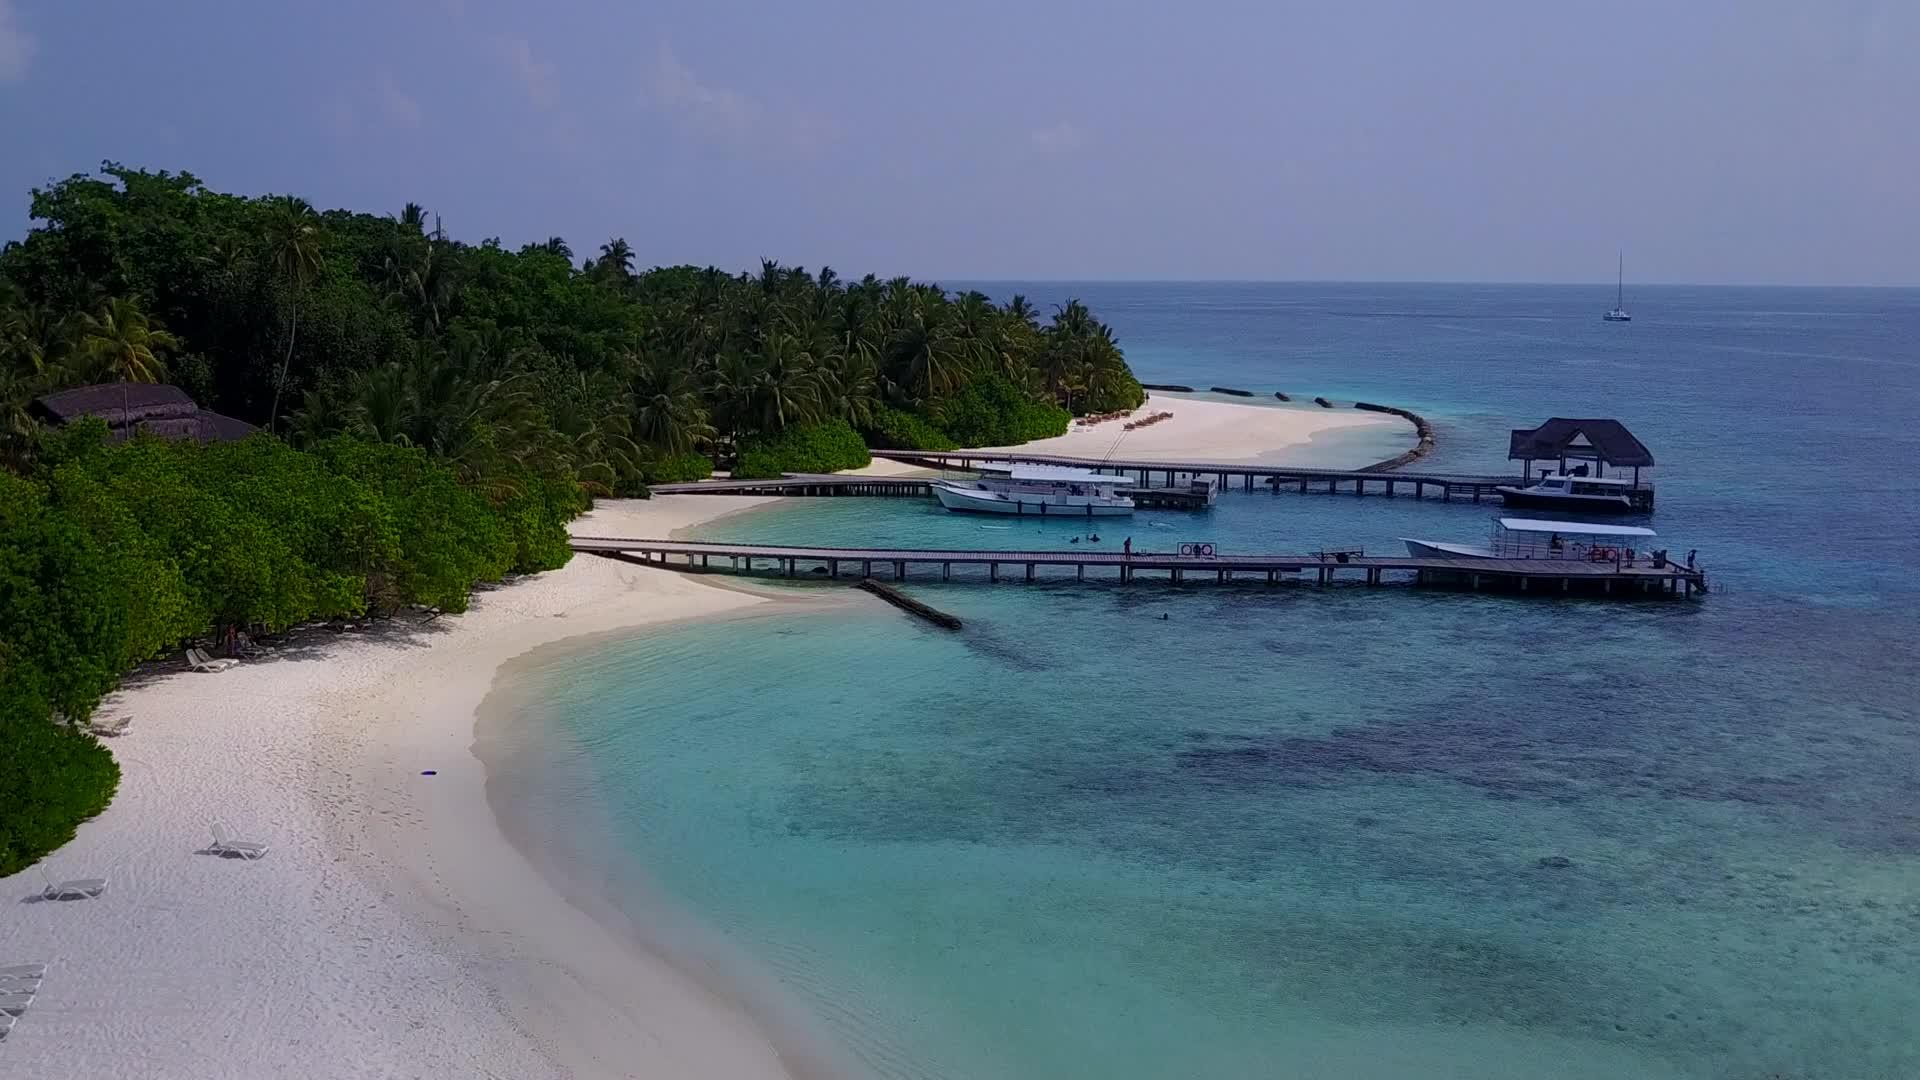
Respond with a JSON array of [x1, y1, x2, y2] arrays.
[[0, 0, 1914, 285]]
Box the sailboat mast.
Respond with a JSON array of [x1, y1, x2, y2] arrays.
[[1616, 251, 1624, 307]]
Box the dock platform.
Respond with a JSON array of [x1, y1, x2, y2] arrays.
[[575, 538, 1706, 598], [651, 473, 1220, 510]]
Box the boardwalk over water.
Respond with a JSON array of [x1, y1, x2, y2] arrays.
[[868, 450, 1537, 502], [574, 537, 1706, 598], [650, 454, 1574, 505]]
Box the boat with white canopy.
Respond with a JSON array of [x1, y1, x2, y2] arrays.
[[932, 463, 1135, 516], [1403, 517, 1658, 561]]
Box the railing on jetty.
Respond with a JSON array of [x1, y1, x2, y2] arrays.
[[575, 538, 1707, 599], [868, 451, 1532, 504]]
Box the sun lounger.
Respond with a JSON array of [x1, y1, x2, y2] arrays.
[[0, 965, 45, 980], [0, 1012, 14, 1040], [187, 647, 239, 673], [40, 874, 107, 900], [89, 714, 131, 736], [0, 991, 35, 1016], [209, 822, 269, 859]]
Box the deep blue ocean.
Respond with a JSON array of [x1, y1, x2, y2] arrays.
[[494, 284, 1920, 1079]]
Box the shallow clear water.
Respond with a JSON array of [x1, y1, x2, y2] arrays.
[[502, 285, 1920, 1079]]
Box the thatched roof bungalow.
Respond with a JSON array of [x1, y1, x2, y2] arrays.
[[30, 383, 257, 444]]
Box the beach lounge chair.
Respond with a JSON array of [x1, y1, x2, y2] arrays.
[[0, 965, 46, 980], [89, 714, 131, 737], [39, 871, 108, 900], [186, 647, 239, 673], [0, 1012, 14, 1040], [209, 822, 269, 859], [0, 990, 34, 1015]]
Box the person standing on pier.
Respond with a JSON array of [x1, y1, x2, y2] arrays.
[[1124, 537, 1132, 558]]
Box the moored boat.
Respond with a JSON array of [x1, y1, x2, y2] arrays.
[[1495, 472, 1641, 514], [932, 464, 1135, 517], [1403, 517, 1659, 561]]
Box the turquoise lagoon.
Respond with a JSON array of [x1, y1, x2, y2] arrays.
[[490, 285, 1920, 1079]]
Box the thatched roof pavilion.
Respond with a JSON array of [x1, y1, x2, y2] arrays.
[[31, 383, 257, 444]]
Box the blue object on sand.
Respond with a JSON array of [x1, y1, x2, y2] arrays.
[[421, 770, 437, 776]]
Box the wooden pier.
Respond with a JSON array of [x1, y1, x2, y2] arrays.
[[867, 450, 1536, 504], [651, 473, 1220, 510], [574, 538, 1707, 598]]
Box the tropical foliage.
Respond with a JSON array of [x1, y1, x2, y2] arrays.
[[2, 164, 1143, 477], [734, 419, 871, 479], [0, 421, 571, 873], [0, 163, 1146, 872]]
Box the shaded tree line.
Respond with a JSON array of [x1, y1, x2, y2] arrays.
[[2, 164, 1144, 481]]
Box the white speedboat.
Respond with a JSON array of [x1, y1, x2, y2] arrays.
[[1404, 517, 1657, 560], [1495, 472, 1641, 514], [931, 464, 1134, 517]]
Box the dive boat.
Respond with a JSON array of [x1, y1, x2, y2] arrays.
[[931, 464, 1134, 517], [1403, 517, 1657, 561], [1495, 471, 1641, 514]]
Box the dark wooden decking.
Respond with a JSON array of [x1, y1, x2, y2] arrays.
[[650, 473, 1218, 509], [575, 538, 1706, 598], [867, 450, 1564, 503]]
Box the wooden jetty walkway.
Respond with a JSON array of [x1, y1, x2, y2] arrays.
[[575, 538, 1706, 598], [866, 450, 1532, 503], [650, 473, 1218, 510]]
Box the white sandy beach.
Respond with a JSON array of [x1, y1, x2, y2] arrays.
[[975, 392, 1412, 465], [3, 393, 1415, 1079]]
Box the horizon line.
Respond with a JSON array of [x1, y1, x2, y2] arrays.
[[916, 277, 1920, 290]]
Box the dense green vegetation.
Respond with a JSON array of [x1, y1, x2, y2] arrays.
[[0, 162, 1145, 873], [735, 419, 872, 479], [2, 164, 1143, 479], [0, 421, 575, 874]]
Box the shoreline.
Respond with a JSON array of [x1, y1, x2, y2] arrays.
[[5, 391, 1420, 1078], [3, 495, 842, 1079]]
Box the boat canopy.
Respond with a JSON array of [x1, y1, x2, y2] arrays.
[[981, 463, 1119, 484], [1498, 517, 1656, 538]]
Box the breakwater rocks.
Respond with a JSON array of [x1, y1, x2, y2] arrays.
[[1140, 383, 1194, 393], [1209, 386, 1255, 397], [1353, 401, 1437, 471], [1313, 396, 1334, 408], [1273, 391, 1291, 401]]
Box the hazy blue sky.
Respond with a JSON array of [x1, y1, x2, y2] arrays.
[[1, 0, 1913, 284]]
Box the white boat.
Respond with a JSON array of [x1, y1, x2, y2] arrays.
[[1604, 251, 1631, 322], [931, 463, 1134, 517], [1494, 471, 1640, 514], [1403, 517, 1658, 560]]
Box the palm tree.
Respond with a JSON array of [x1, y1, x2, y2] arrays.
[[598, 238, 635, 284], [629, 353, 714, 453], [265, 195, 324, 432], [397, 202, 428, 232], [540, 236, 572, 260], [77, 297, 177, 384]]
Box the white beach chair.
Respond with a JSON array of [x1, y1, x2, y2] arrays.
[[39, 871, 108, 900], [89, 713, 132, 737], [0, 965, 46, 980], [0, 1011, 14, 1040], [186, 647, 239, 672], [209, 822, 269, 859], [0, 990, 34, 1016]]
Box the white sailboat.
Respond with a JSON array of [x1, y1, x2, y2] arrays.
[[1604, 251, 1631, 322]]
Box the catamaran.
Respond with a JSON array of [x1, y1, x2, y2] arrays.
[[1604, 251, 1631, 322], [1402, 517, 1657, 561], [931, 463, 1134, 516]]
